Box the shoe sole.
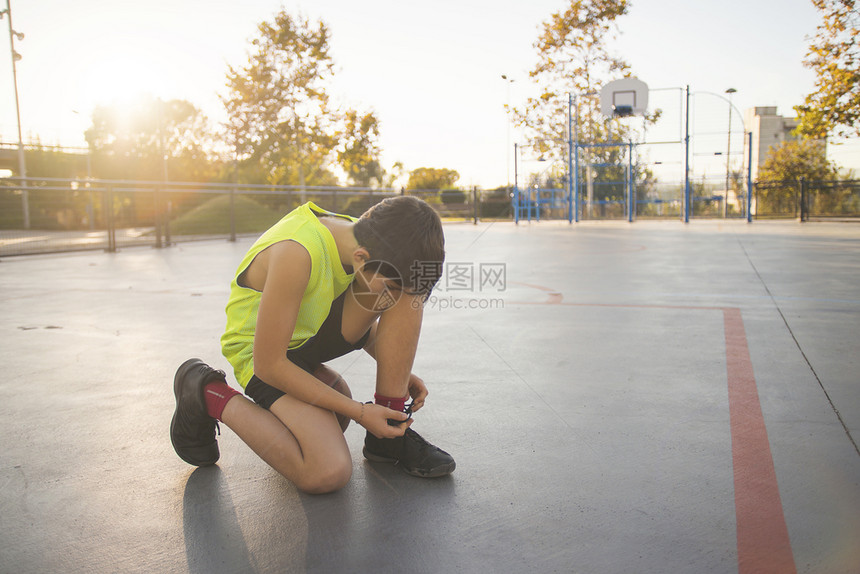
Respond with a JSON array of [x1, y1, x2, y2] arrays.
[[362, 447, 456, 478], [170, 358, 218, 467]]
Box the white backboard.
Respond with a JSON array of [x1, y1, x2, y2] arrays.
[[600, 77, 649, 117]]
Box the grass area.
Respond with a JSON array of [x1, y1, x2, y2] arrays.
[[168, 194, 283, 236]]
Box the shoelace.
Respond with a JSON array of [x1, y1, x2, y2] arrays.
[[192, 418, 220, 440], [383, 400, 415, 426], [400, 402, 431, 448]]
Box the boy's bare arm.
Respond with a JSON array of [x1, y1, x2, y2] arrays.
[[371, 294, 429, 408], [253, 240, 407, 437]]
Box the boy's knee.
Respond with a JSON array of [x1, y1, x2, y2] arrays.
[[331, 376, 351, 399], [295, 459, 353, 494]]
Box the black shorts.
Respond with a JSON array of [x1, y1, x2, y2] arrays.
[[245, 290, 371, 410]]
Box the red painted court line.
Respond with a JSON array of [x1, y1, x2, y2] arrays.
[[509, 289, 797, 571], [724, 307, 797, 574]]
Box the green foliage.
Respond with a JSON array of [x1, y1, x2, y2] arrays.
[[479, 187, 514, 219], [23, 144, 89, 179], [407, 167, 460, 190], [383, 161, 407, 189], [439, 189, 467, 204], [512, 0, 632, 164], [340, 193, 387, 217], [807, 180, 860, 216], [756, 139, 840, 216], [526, 163, 566, 190], [0, 188, 25, 229], [758, 139, 839, 183], [23, 8, 395, 192], [2, 143, 98, 230], [168, 194, 283, 235], [795, 0, 859, 138], [531, 0, 629, 90], [222, 9, 340, 186], [512, 0, 658, 210], [338, 110, 385, 187], [85, 96, 219, 181], [0, 181, 99, 230]]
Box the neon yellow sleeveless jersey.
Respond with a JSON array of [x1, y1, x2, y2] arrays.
[[220, 202, 357, 388]]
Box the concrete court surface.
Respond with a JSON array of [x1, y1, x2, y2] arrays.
[[1, 219, 858, 574]]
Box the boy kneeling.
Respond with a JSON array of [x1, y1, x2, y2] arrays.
[[171, 196, 454, 493]]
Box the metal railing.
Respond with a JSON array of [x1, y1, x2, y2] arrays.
[[0, 177, 513, 257], [2, 176, 855, 256], [512, 179, 860, 222], [753, 179, 860, 220]]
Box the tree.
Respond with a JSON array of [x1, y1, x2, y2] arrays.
[[513, 0, 630, 157], [24, 142, 88, 179], [85, 96, 217, 181], [511, 0, 657, 217], [794, 0, 859, 138], [406, 167, 460, 190], [383, 161, 407, 189], [7, 144, 94, 230], [758, 139, 839, 183], [222, 10, 340, 186], [757, 139, 846, 216], [338, 109, 385, 188]]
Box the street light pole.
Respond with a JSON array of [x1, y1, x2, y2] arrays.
[[567, 93, 574, 223], [501, 75, 515, 190], [693, 90, 748, 220], [574, 94, 580, 222], [684, 85, 691, 223], [513, 142, 519, 224], [2, 0, 28, 228], [724, 88, 737, 218]]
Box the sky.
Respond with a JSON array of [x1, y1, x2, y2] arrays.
[[1, 0, 856, 188]]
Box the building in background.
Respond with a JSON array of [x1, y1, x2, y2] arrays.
[[744, 106, 822, 181]]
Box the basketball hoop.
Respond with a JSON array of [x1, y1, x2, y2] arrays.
[[600, 77, 649, 118]]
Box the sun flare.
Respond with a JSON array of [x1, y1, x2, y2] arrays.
[[77, 48, 170, 111]]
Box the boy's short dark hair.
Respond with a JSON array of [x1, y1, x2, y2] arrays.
[[354, 196, 445, 297]]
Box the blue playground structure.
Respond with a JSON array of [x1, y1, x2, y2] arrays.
[[511, 84, 754, 224]]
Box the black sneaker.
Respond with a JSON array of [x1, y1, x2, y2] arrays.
[[363, 427, 456, 478], [170, 358, 225, 466]]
